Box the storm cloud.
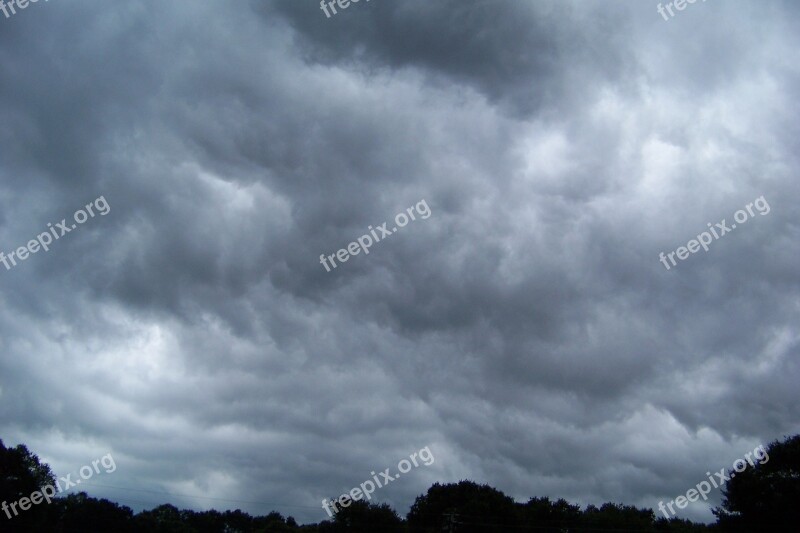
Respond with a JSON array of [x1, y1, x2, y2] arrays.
[[0, 0, 798, 524]]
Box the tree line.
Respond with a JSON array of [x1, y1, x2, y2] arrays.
[[1, 434, 797, 532]]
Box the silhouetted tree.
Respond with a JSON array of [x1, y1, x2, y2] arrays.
[[582, 502, 656, 531], [255, 510, 299, 532], [0, 438, 57, 532], [518, 496, 582, 531], [319, 499, 403, 533], [182, 508, 227, 532], [134, 503, 196, 532], [654, 516, 713, 532], [408, 480, 518, 533], [53, 491, 135, 532], [714, 434, 800, 532]]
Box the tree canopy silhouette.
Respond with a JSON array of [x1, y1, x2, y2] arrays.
[[0, 438, 57, 532], [714, 434, 800, 532], [2, 435, 799, 532], [319, 499, 403, 533]]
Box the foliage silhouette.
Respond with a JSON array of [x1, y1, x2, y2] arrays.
[[714, 434, 800, 532], [2, 435, 798, 532], [0, 438, 58, 532]]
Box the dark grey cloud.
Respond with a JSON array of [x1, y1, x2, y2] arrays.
[[267, 0, 638, 118], [0, 0, 798, 525]]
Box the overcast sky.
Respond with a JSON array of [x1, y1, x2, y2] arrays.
[[0, 0, 798, 525]]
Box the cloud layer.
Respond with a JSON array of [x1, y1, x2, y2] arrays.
[[0, 0, 798, 524]]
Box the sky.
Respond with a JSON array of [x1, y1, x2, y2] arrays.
[[0, 0, 798, 525]]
